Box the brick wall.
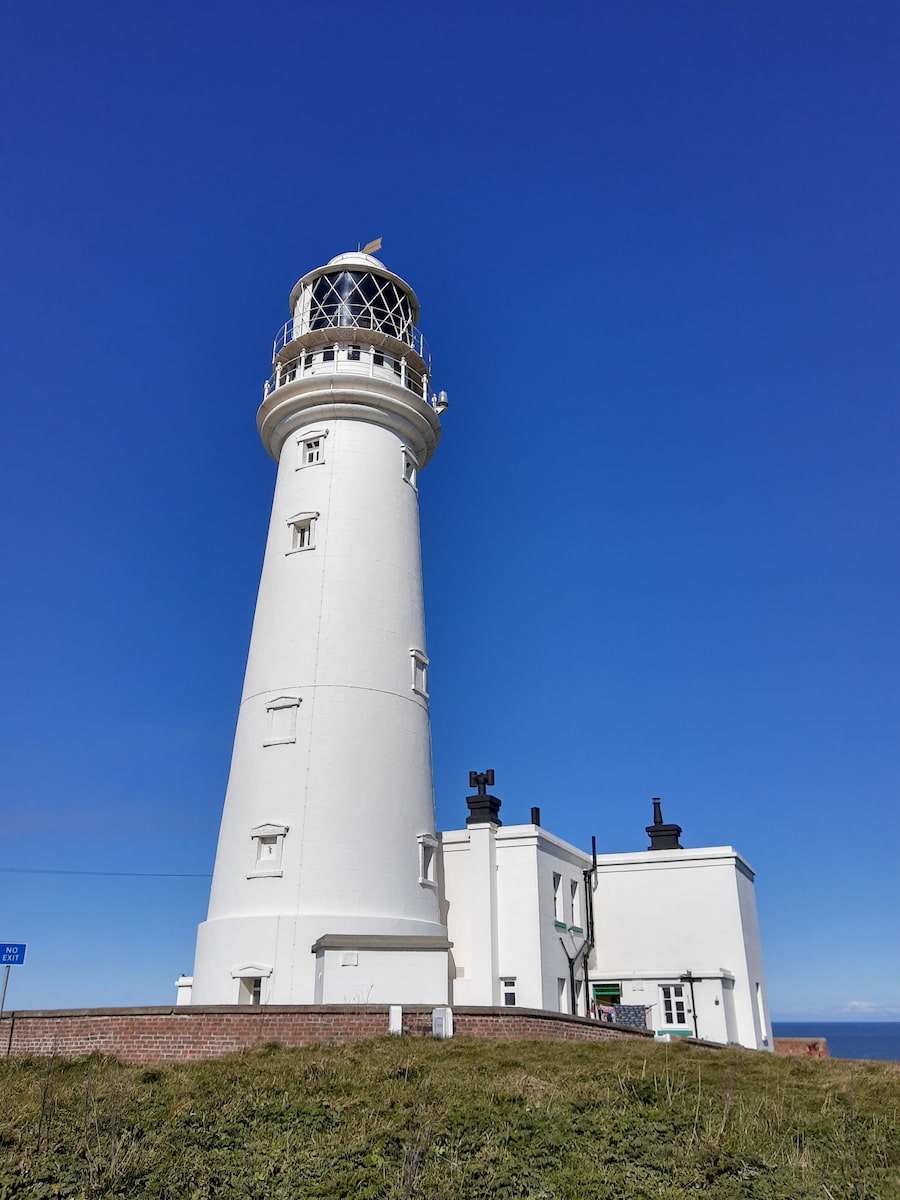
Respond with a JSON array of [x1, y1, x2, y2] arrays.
[[0, 1005, 653, 1064], [773, 1037, 829, 1059]]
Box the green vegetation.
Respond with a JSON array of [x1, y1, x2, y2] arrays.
[[0, 1038, 897, 1198]]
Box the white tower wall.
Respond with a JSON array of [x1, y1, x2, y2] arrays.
[[192, 253, 449, 1005]]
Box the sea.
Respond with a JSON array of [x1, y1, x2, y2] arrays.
[[772, 1022, 900, 1062]]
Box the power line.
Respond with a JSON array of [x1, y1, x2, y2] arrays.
[[0, 867, 211, 878]]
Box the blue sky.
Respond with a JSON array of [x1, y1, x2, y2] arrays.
[[1, 0, 898, 1020]]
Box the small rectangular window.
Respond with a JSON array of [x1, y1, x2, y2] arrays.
[[287, 513, 317, 553], [552, 872, 563, 922], [304, 352, 314, 368], [570, 879, 582, 929], [373, 351, 385, 367], [410, 649, 429, 698], [347, 344, 361, 361], [248, 822, 288, 876], [292, 521, 312, 550], [418, 833, 438, 887], [264, 696, 300, 746], [660, 984, 687, 1025], [304, 438, 322, 465], [502, 978, 516, 1006], [257, 835, 278, 864], [322, 345, 335, 362], [238, 976, 262, 1005], [557, 977, 567, 1013], [402, 449, 418, 488]]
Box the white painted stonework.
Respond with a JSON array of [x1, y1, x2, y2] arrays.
[[187, 253, 773, 1049], [439, 819, 772, 1051], [191, 253, 450, 1005]]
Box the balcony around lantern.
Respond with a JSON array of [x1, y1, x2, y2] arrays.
[[263, 340, 431, 404], [273, 315, 430, 365]]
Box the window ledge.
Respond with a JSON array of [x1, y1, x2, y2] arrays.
[[247, 869, 283, 879], [296, 461, 326, 470], [418, 878, 438, 889], [263, 737, 296, 747], [285, 547, 315, 555], [553, 920, 567, 929], [569, 925, 584, 934]]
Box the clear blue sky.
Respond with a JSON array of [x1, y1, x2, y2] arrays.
[[1, 0, 897, 1021]]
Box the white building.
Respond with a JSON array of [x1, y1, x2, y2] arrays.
[[190, 248, 451, 1007], [441, 787, 772, 1050], [184, 251, 773, 1050]]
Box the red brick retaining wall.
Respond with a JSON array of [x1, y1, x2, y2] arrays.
[[773, 1036, 829, 1059], [0, 1005, 652, 1064]]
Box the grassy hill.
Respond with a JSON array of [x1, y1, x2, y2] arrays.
[[0, 1037, 897, 1198]]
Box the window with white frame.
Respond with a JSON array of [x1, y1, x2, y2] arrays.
[[232, 963, 272, 1002], [557, 977, 567, 1013], [287, 512, 318, 553], [298, 429, 327, 468], [417, 833, 438, 887], [239, 977, 262, 1005], [347, 344, 361, 361], [502, 978, 517, 1007], [248, 823, 289, 877], [552, 872, 564, 923], [263, 695, 301, 745], [402, 448, 418, 488], [660, 984, 688, 1025], [410, 649, 429, 698], [570, 879, 582, 930]]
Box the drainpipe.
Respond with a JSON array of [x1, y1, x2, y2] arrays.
[[681, 970, 700, 1040]]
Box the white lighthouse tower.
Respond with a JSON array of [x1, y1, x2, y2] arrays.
[[190, 249, 450, 1006]]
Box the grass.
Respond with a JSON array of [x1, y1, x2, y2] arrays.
[[0, 1038, 897, 1198]]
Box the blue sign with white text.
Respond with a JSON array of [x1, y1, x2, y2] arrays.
[[1, 944, 26, 966]]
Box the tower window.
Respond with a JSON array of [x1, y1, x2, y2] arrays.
[[239, 977, 262, 1005], [232, 961, 272, 1001], [248, 823, 289, 877], [502, 978, 517, 1006], [347, 344, 361, 361], [322, 345, 335, 362], [296, 428, 328, 469], [287, 512, 318, 553], [402, 449, 418, 489], [304, 352, 314, 368], [263, 696, 301, 746], [373, 350, 385, 367], [410, 649, 429, 698], [417, 833, 438, 887]]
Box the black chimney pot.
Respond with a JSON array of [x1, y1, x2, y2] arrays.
[[646, 797, 683, 850]]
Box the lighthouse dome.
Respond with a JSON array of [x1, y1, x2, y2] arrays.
[[326, 251, 386, 269]]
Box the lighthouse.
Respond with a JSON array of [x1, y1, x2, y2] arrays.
[[190, 249, 450, 1006]]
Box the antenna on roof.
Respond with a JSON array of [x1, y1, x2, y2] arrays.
[[362, 237, 383, 255]]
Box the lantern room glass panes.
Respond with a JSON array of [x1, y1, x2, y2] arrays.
[[308, 271, 415, 342]]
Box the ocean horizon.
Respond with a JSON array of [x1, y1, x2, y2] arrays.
[[772, 1021, 900, 1062]]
